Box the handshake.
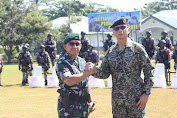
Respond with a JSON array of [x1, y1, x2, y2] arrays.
[[84, 62, 97, 75]]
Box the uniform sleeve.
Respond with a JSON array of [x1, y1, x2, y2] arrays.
[[51, 40, 56, 48], [56, 62, 72, 81], [138, 46, 154, 92], [46, 53, 51, 66], [18, 54, 21, 65], [92, 52, 110, 79], [30, 54, 33, 64]]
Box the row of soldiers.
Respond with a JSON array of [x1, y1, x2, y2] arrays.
[[18, 33, 56, 86], [17, 30, 176, 86], [141, 30, 176, 83]]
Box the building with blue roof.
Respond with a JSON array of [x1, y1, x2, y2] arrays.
[[139, 10, 177, 45]]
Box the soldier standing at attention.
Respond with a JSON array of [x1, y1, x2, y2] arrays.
[[84, 44, 98, 65], [156, 40, 170, 83], [18, 45, 33, 86], [56, 33, 95, 118], [158, 31, 172, 50], [0, 55, 4, 86], [45, 33, 56, 67], [85, 18, 154, 118], [142, 31, 155, 59], [79, 31, 89, 58], [103, 33, 114, 52], [36, 45, 50, 85], [172, 49, 177, 70]]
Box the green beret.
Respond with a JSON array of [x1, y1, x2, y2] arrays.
[[110, 17, 128, 28], [63, 33, 81, 44]]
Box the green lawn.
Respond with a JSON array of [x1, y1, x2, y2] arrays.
[[0, 61, 177, 118]]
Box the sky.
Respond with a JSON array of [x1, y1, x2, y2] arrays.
[[80, 0, 160, 11]]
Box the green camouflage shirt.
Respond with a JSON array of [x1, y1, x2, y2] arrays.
[[56, 53, 89, 118], [93, 39, 154, 110]]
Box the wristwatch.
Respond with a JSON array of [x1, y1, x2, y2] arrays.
[[144, 91, 151, 95]]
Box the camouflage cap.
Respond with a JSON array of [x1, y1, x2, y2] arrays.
[[160, 39, 166, 44], [110, 17, 128, 28], [107, 33, 112, 37], [146, 30, 152, 35], [81, 31, 86, 34], [63, 33, 81, 44], [47, 33, 53, 36], [40, 44, 45, 48], [161, 30, 168, 35], [22, 45, 28, 49]]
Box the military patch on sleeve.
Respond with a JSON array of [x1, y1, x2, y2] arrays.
[[63, 71, 71, 78]]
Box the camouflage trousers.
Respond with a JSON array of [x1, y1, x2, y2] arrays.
[[57, 100, 88, 118], [165, 69, 168, 84], [22, 71, 32, 85], [0, 72, 1, 85], [43, 70, 48, 85], [113, 105, 146, 118], [51, 58, 55, 67]]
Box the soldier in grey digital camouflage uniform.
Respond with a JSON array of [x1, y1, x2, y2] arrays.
[[142, 31, 155, 59], [36, 45, 50, 85], [85, 18, 154, 118], [18, 45, 33, 86], [56, 33, 95, 118], [0, 55, 4, 86], [45, 33, 57, 67], [156, 40, 170, 83]]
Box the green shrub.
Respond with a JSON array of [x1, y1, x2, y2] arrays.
[[0, 47, 4, 54]]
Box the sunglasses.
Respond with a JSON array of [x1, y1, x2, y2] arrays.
[[113, 26, 127, 31], [68, 42, 81, 46]]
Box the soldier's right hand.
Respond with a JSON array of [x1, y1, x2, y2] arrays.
[[85, 62, 96, 75], [19, 66, 21, 71]]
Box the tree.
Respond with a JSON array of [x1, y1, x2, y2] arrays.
[[41, 0, 119, 21], [0, 0, 52, 62], [141, 1, 177, 19]]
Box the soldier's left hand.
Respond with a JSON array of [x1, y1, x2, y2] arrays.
[[136, 94, 149, 110], [88, 101, 96, 113]]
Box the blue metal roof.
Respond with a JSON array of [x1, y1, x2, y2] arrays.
[[142, 10, 177, 29]]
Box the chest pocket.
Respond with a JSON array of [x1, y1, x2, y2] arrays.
[[123, 51, 137, 70], [108, 53, 122, 71]]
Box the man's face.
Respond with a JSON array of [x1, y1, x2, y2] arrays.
[[63, 40, 82, 58], [162, 33, 167, 38], [23, 48, 27, 53], [48, 35, 52, 40], [113, 24, 130, 40], [40, 48, 45, 52], [146, 33, 151, 37], [81, 33, 86, 38], [160, 43, 165, 49]]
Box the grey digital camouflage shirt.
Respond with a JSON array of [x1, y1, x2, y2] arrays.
[[92, 39, 154, 109]]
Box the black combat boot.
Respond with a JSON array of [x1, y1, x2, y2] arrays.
[[45, 80, 47, 86], [0, 84, 3, 86], [22, 80, 26, 86], [25, 78, 28, 84]]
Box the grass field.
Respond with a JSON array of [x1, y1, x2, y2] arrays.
[[0, 61, 177, 118]]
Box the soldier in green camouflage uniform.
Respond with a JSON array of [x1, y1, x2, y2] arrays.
[[18, 45, 33, 86], [85, 18, 154, 118], [56, 33, 95, 118]]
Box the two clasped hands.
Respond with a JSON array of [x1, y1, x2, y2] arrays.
[[84, 62, 96, 75]]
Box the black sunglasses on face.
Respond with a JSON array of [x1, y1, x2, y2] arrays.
[[113, 26, 127, 31], [68, 42, 81, 46]]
